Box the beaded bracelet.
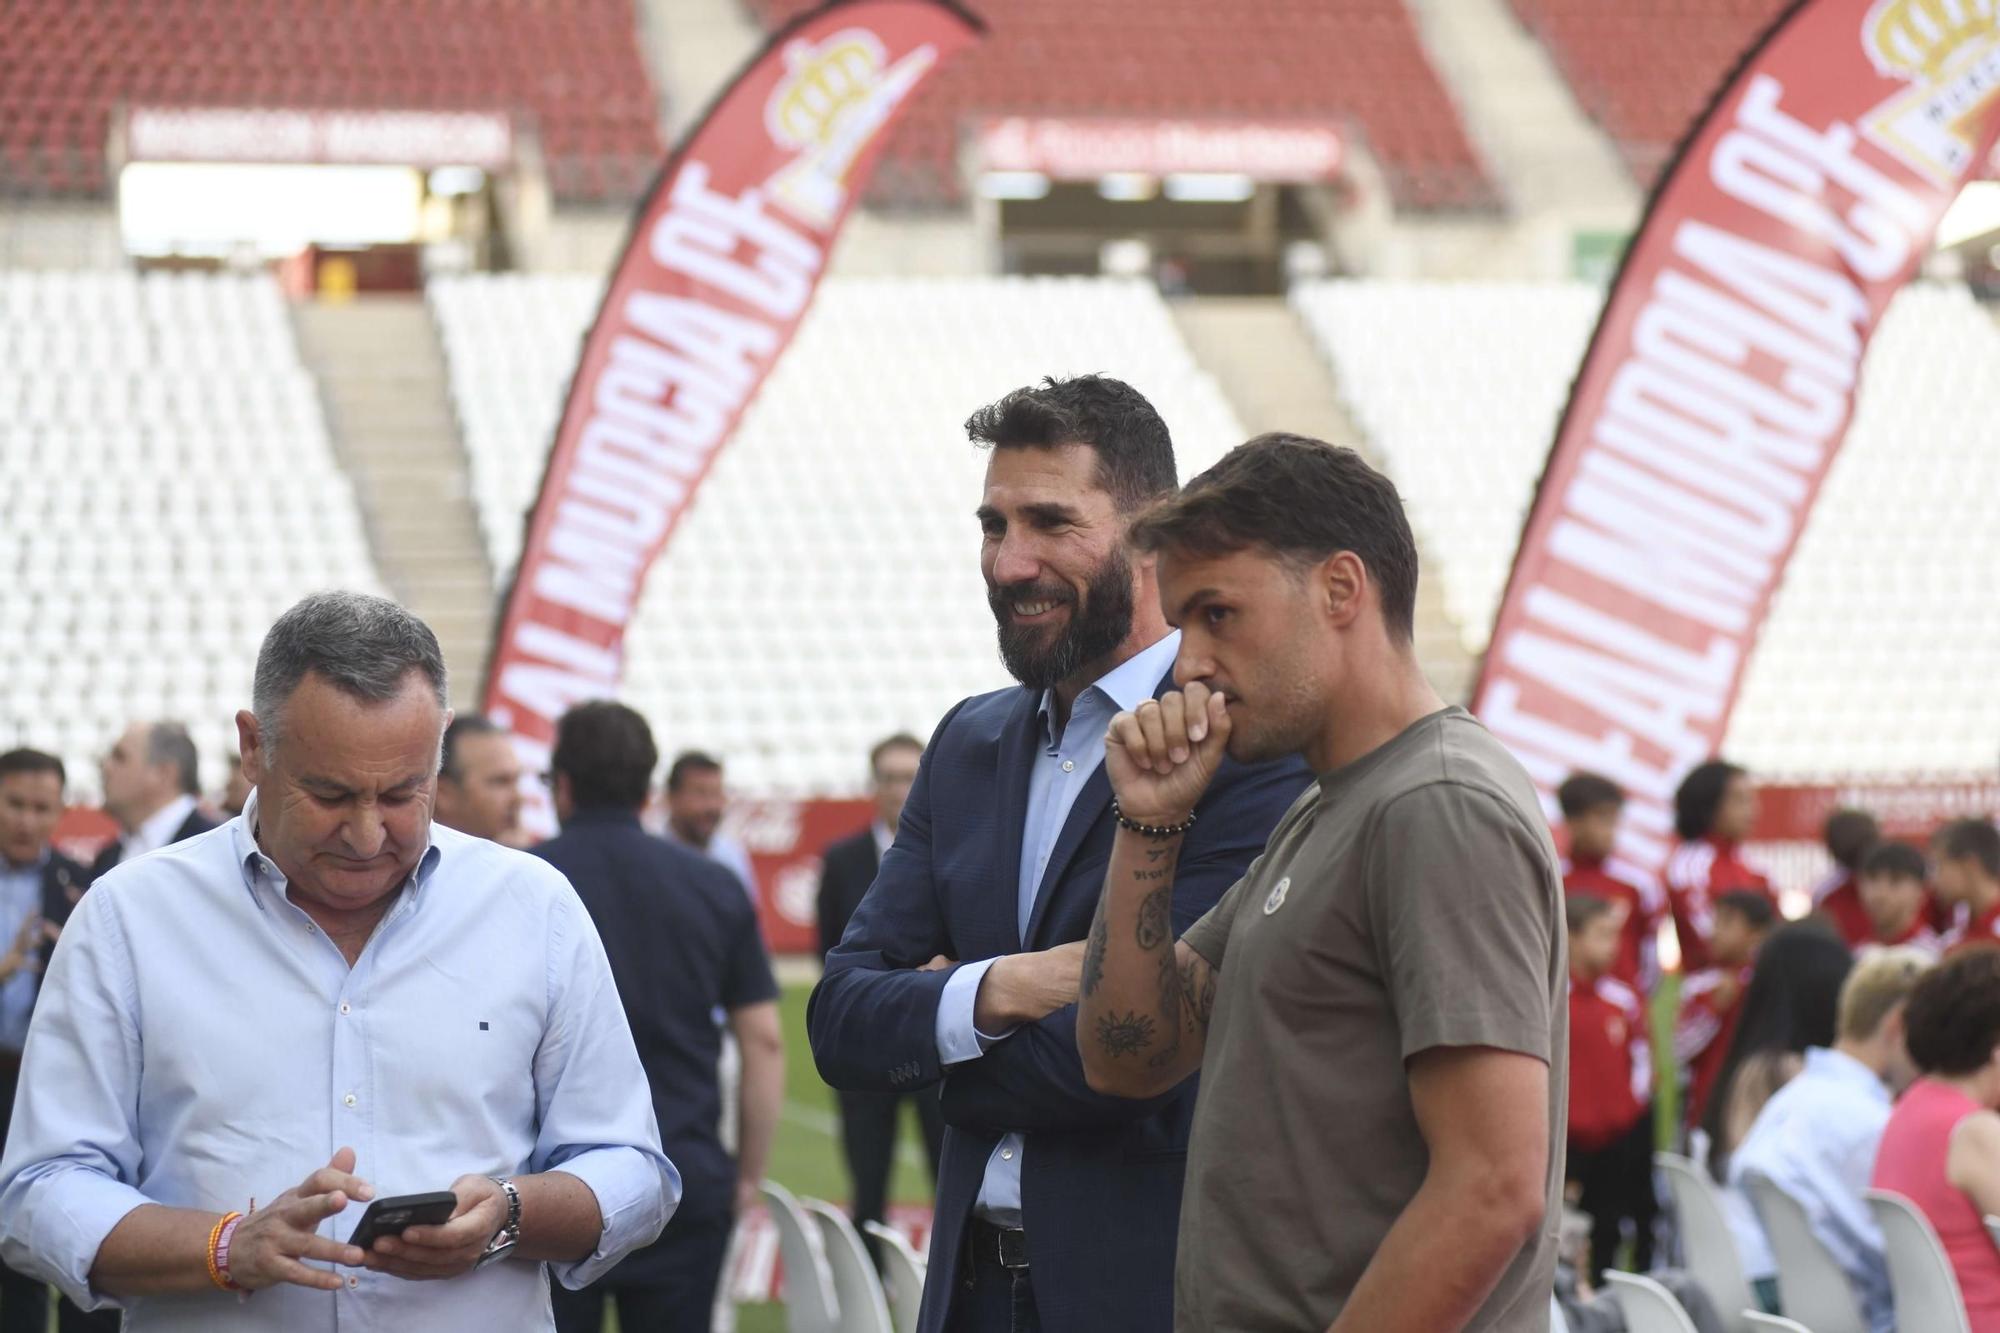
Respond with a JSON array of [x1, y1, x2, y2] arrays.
[[1111, 800, 1196, 839], [207, 1211, 245, 1293]]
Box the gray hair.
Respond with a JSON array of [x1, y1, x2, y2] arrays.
[[253, 592, 448, 752], [145, 722, 200, 796]]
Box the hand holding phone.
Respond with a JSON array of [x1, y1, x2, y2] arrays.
[[347, 1191, 459, 1251]]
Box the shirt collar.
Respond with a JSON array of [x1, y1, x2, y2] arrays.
[[231, 788, 443, 901], [871, 820, 894, 859], [130, 793, 199, 857], [0, 848, 50, 877], [1035, 631, 1182, 751], [1804, 1046, 1891, 1105]]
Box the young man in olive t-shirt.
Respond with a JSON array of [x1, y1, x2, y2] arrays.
[[1076, 434, 1566, 1332]]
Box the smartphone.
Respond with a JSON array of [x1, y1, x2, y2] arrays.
[[346, 1191, 459, 1250]]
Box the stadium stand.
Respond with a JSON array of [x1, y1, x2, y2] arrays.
[[0, 270, 385, 798], [429, 273, 1247, 795], [745, 0, 1499, 210], [1507, 0, 1792, 187], [1292, 277, 2000, 777], [0, 1, 663, 202]]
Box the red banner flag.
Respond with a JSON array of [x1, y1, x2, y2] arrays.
[[1472, 0, 2000, 877], [482, 1, 982, 835]]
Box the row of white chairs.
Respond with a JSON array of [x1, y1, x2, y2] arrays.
[[759, 1179, 920, 1333]]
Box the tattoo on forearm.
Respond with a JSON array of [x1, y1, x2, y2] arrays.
[[1095, 1010, 1156, 1058], [1146, 945, 1185, 1069], [1180, 954, 1217, 1031], [1134, 885, 1170, 950], [1081, 908, 1107, 998]]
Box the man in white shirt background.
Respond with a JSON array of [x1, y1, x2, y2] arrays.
[[1728, 946, 1931, 1333], [91, 721, 216, 876], [663, 752, 757, 899]]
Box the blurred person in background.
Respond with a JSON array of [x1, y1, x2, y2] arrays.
[[0, 593, 677, 1331], [1565, 894, 1655, 1283], [434, 715, 524, 847], [1676, 890, 1775, 1130], [816, 733, 945, 1263], [1697, 921, 1853, 1312], [535, 702, 781, 1333], [1665, 760, 1776, 972], [664, 752, 756, 900], [0, 748, 85, 1333], [1937, 818, 2000, 954], [1856, 841, 1943, 958], [1729, 947, 1929, 1333], [219, 754, 252, 818], [92, 721, 215, 876], [1559, 771, 1665, 992], [1872, 947, 2000, 1332], [1813, 807, 1881, 949]]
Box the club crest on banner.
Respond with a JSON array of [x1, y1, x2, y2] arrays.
[[765, 28, 942, 229], [1861, 0, 2000, 183]]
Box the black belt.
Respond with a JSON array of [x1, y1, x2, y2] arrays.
[[969, 1218, 1029, 1270]]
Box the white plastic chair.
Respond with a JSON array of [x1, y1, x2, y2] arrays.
[[1657, 1153, 1758, 1333], [758, 1180, 841, 1333], [1605, 1270, 1701, 1333], [1741, 1173, 1866, 1333], [801, 1198, 894, 1333], [1743, 1315, 1811, 1331], [1550, 1293, 1569, 1333], [862, 1220, 927, 1333], [1866, 1188, 1972, 1333]]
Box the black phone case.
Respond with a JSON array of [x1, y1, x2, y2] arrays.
[[347, 1190, 460, 1250]]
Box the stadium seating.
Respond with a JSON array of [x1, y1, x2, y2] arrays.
[[0, 269, 384, 797], [1292, 277, 2000, 777], [1507, 0, 1791, 187], [428, 273, 1246, 796], [0, 2, 662, 202], [745, 0, 1498, 211]]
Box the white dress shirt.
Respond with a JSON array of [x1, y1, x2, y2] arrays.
[[0, 791, 678, 1330], [123, 793, 199, 860]]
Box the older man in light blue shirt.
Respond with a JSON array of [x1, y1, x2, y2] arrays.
[[934, 629, 1181, 1225], [1728, 947, 1930, 1333], [0, 592, 678, 1331]]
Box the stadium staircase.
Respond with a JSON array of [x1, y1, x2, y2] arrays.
[[1170, 297, 1477, 703], [293, 297, 494, 707]]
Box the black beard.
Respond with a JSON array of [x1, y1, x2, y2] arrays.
[[988, 547, 1136, 692]]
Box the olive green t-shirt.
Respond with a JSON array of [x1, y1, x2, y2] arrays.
[[1175, 706, 1567, 1332]]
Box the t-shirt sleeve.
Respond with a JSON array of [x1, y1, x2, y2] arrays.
[[1181, 863, 1255, 970], [720, 892, 780, 1010], [1368, 781, 1558, 1064]]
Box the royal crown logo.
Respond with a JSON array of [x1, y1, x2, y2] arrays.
[[1861, 0, 2000, 183], [762, 28, 939, 230]]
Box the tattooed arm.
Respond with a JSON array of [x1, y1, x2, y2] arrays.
[[1078, 684, 1231, 1099]]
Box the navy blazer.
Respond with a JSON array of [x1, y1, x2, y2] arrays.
[[807, 672, 1311, 1333]]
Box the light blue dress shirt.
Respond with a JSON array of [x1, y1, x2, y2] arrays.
[[934, 631, 1182, 1226], [0, 792, 679, 1331], [1729, 1046, 1895, 1333], [0, 852, 43, 1052]]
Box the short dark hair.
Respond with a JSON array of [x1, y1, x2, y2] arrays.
[[869, 733, 923, 776], [552, 702, 659, 811], [1566, 892, 1615, 936], [1714, 889, 1776, 931], [1674, 759, 1746, 842], [666, 750, 723, 794], [1860, 840, 1928, 884], [1824, 807, 1881, 870], [1129, 433, 1419, 642], [1905, 948, 2000, 1076], [1558, 772, 1624, 821], [147, 722, 200, 797], [965, 374, 1177, 513], [0, 748, 64, 787], [441, 714, 504, 782], [1937, 818, 2000, 879]]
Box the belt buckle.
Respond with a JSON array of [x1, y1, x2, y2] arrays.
[[995, 1227, 1029, 1270]]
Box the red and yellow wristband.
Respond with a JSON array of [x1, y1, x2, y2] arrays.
[[205, 1211, 245, 1292]]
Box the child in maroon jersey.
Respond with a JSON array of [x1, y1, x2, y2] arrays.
[[1812, 806, 1880, 949], [1666, 760, 1780, 972], [1677, 890, 1775, 1129], [1566, 894, 1658, 1281], [1858, 840, 1944, 958], [1560, 772, 1666, 993]]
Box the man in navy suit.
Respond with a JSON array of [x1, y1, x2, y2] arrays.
[[807, 375, 1310, 1333], [91, 721, 216, 877]]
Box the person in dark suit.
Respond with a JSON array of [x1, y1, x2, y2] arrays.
[[807, 375, 1312, 1333], [0, 748, 86, 1333], [534, 701, 784, 1333], [91, 721, 216, 876], [817, 733, 945, 1260]]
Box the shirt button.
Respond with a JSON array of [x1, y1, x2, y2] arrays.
[[1001, 1148, 1015, 1161], [1061, 760, 1075, 773], [346, 1276, 358, 1289], [343, 1093, 357, 1108], [339, 1003, 351, 1015]]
